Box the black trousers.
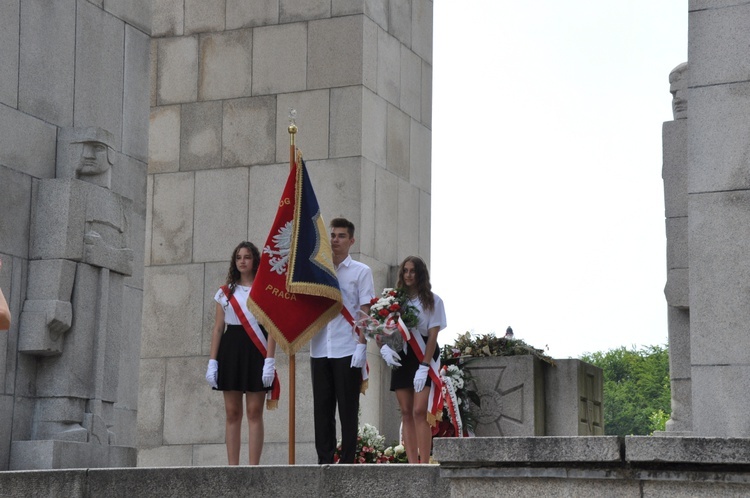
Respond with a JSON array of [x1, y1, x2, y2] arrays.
[[310, 356, 362, 464]]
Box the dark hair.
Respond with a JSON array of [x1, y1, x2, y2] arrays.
[[224, 241, 261, 300], [330, 217, 355, 238], [396, 255, 435, 311]]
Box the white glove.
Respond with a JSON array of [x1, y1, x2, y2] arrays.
[[205, 359, 218, 389], [350, 343, 367, 368], [379, 345, 402, 368], [262, 358, 276, 388], [413, 364, 429, 392]]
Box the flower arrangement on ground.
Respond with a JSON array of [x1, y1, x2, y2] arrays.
[[433, 345, 481, 439], [452, 330, 555, 365], [357, 287, 419, 356], [333, 423, 390, 463]]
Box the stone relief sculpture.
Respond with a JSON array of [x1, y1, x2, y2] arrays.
[[669, 62, 688, 120], [19, 127, 133, 445], [663, 63, 691, 434]]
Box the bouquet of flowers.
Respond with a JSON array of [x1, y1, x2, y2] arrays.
[[357, 287, 419, 355], [434, 345, 480, 438], [333, 423, 391, 464]]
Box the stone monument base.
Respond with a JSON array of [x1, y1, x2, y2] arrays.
[[10, 440, 136, 470]]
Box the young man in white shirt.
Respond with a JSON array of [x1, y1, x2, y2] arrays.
[[309, 218, 374, 464]]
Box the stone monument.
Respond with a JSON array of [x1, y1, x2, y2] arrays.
[[662, 62, 691, 434], [13, 127, 136, 467]]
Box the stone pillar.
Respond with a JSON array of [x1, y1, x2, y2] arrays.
[[687, 3, 750, 437], [0, 1, 150, 470], [141, 1, 433, 465], [662, 62, 692, 435]]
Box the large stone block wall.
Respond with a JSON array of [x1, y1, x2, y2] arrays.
[[0, 0, 150, 470], [686, 2, 750, 437], [140, 0, 433, 466]]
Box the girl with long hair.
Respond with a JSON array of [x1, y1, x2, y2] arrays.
[[205, 241, 277, 465], [388, 256, 447, 463]]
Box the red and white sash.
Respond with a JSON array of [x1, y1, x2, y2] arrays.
[[341, 306, 369, 394], [399, 320, 443, 426], [222, 285, 281, 409]]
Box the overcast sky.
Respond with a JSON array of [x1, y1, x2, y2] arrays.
[[430, 1, 688, 359]]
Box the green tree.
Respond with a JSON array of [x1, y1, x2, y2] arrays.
[[581, 345, 670, 436]]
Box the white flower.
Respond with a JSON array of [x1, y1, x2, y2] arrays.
[[384, 447, 393, 457], [394, 444, 405, 454]]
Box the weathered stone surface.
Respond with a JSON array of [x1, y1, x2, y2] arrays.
[[421, 61, 432, 128], [142, 265, 204, 357], [358, 158, 377, 257], [164, 357, 224, 445], [688, 83, 750, 192], [400, 46, 421, 120], [253, 23, 306, 96], [137, 445, 192, 467], [0, 395, 12, 470], [123, 25, 151, 163], [692, 365, 750, 437], [308, 16, 363, 89], [410, 119, 431, 191], [11, 440, 136, 470], [74, 2, 124, 150], [663, 120, 688, 218], [363, 17, 377, 92], [0, 167, 31, 258], [104, 0, 151, 34], [276, 90, 328, 161], [222, 96, 276, 167], [330, 86, 363, 159], [280, 0, 329, 23], [193, 168, 249, 263], [419, 190, 431, 262], [387, 104, 410, 179], [152, 0, 183, 37], [185, 0, 225, 35], [199, 30, 253, 101], [627, 436, 750, 463], [0, 0, 19, 107], [226, 0, 279, 29], [18, 0, 75, 127], [157, 37, 199, 105], [373, 168, 398, 264], [362, 89, 387, 167], [149, 106, 181, 174], [180, 101, 222, 171], [666, 217, 688, 270], [389, 0, 411, 46], [247, 163, 289, 246], [665, 268, 689, 308], [397, 180, 420, 258], [411, 0, 432, 64], [689, 191, 750, 365], [117, 285, 143, 409], [378, 29, 401, 106], [136, 358, 166, 449], [365, 0, 388, 30], [150, 172, 194, 264], [201, 262, 226, 355], [689, 4, 750, 87], [0, 101, 57, 179], [434, 436, 622, 465], [306, 157, 362, 224]]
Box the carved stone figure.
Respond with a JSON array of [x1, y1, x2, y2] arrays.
[[662, 63, 691, 434], [19, 127, 133, 445]]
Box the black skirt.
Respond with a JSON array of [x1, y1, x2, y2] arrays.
[[216, 324, 269, 393], [389, 337, 440, 391]]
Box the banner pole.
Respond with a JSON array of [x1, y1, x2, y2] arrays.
[[288, 115, 297, 465]]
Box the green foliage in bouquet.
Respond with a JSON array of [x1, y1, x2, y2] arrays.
[[452, 331, 555, 365]]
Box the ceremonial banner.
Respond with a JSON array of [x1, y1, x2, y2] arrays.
[[248, 151, 342, 355]]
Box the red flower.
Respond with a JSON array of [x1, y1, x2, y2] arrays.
[[370, 297, 379, 305], [378, 309, 389, 317], [388, 303, 400, 312]]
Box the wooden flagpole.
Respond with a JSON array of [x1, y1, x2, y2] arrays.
[[287, 117, 297, 465]]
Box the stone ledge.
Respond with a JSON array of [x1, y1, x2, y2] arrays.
[[626, 436, 750, 464], [433, 437, 623, 466]]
